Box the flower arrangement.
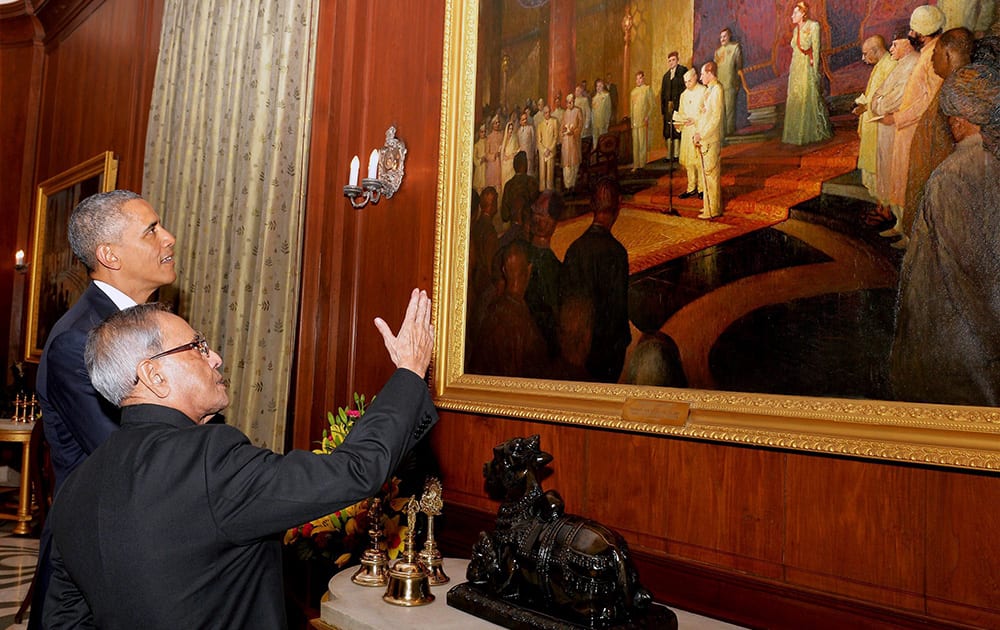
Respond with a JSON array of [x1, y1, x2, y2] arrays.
[[283, 393, 413, 569]]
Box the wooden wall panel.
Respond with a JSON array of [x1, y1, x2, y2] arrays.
[[664, 439, 784, 577], [294, 0, 447, 445], [784, 454, 926, 611], [346, 1, 447, 404], [0, 14, 36, 381], [292, 0, 357, 449], [925, 469, 1000, 628], [36, 0, 161, 189], [581, 429, 674, 540]]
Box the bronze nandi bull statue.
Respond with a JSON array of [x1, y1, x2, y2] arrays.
[[458, 435, 673, 629]]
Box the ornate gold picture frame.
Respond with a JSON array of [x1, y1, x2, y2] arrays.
[[431, 1, 1000, 471], [25, 152, 119, 361]]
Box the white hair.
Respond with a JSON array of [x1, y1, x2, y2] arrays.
[[85, 303, 170, 406]]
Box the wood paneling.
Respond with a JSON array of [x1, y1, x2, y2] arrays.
[[785, 454, 926, 611], [293, 0, 447, 446], [35, 0, 161, 189], [0, 14, 37, 377], [664, 439, 784, 577], [432, 417, 1000, 628], [925, 469, 1000, 628]]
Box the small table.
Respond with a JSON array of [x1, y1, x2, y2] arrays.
[[313, 558, 500, 629], [0, 420, 35, 535]]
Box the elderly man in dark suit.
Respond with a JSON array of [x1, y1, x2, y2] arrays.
[[660, 51, 688, 160], [30, 189, 177, 628], [44, 291, 436, 629]]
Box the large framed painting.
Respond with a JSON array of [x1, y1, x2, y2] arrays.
[[24, 152, 119, 361], [432, 0, 1000, 470]]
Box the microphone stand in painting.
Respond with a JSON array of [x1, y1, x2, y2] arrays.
[[663, 101, 680, 216]]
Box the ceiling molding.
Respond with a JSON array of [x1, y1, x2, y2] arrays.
[[24, 0, 104, 46]]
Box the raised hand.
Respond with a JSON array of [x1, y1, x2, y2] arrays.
[[373, 288, 434, 377]]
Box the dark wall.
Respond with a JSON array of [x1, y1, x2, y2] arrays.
[[0, 8, 36, 396]]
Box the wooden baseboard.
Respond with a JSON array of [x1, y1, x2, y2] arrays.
[[436, 504, 979, 630]]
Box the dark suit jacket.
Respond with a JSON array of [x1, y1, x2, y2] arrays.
[[37, 282, 121, 489], [44, 368, 437, 630], [500, 172, 539, 225], [559, 224, 631, 383], [30, 283, 123, 630], [660, 65, 688, 140]]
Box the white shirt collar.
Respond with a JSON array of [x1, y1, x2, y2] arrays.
[[93, 280, 139, 310]]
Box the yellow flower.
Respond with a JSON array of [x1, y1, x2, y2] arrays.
[[383, 514, 406, 559], [309, 515, 335, 534]]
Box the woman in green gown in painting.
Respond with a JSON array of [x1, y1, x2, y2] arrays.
[[781, 1, 833, 145]]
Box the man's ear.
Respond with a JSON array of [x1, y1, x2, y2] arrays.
[[135, 360, 170, 399], [95, 244, 122, 271]]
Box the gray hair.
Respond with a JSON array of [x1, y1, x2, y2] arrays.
[[85, 303, 170, 406], [69, 190, 142, 272]]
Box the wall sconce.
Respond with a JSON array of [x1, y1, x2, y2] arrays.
[[14, 249, 27, 273], [343, 126, 407, 209]]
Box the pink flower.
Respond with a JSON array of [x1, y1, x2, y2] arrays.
[[346, 409, 361, 418]]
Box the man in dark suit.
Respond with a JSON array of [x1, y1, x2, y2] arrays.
[[38, 189, 178, 486], [558, 177, 631, 383], [499, 151, 539, 247], [660, 51, 687, 160], [30, 189, 177, 628], [44, 291, 436, 629]]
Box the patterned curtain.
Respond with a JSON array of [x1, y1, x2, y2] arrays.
[[142, 0, 319, 450]]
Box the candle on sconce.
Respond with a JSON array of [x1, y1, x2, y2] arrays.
[[349, 155, 360, 187], [342, 126, 405, 209], [15, 250, 25, 268]]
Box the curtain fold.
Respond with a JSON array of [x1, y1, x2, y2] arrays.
[[143, 0, 319, 450]]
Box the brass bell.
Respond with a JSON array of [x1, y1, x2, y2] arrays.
[[382, 556, 434, 606], [382, 498, 434, 606], [419, 550, 450, 586], [418, 477, 449, 585], [352, 498, 389, 587], [352, 554, 388, 587]]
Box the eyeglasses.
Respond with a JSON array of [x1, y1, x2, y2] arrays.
[[134, 333, 212, 386], [147, 333, 211, 362]]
